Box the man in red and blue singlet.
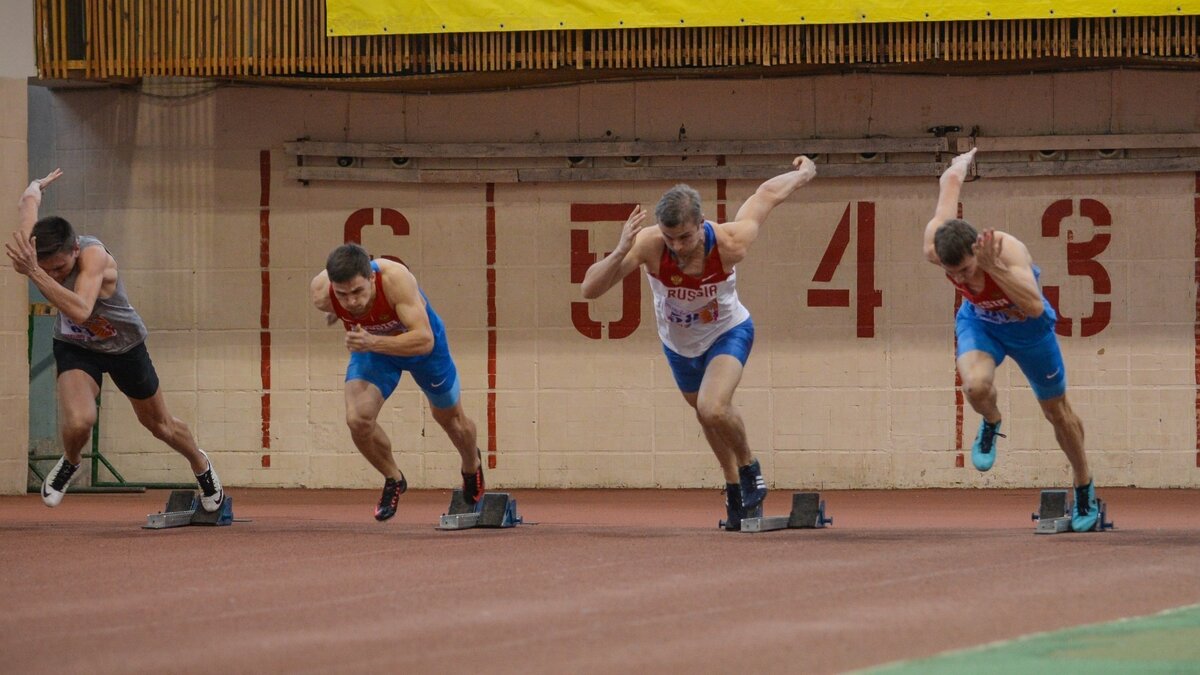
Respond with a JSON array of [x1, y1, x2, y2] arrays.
[[924, 149, 1100, 531], [582, 156, 817, 530], [310, 244, 483, 521]]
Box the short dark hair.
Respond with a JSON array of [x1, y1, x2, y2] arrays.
[[31, 216, 77, 259], [655, 184, 703, 229], [326, 243, 372, 283], [934, 219, 978, 266]]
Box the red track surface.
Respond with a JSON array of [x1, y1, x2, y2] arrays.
[[2, 488, 1198, 673]]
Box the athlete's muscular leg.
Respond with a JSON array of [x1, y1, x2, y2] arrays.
[[683, 355, 752, 484], [345, 379, 403, 480], [429, 401, 480, 473], [129, 389, 208, 473], [56, 370, 100, 465], [1038, 394, 1091, 486], [682, 391, 738, 482], [957, 350, 1001, 424]]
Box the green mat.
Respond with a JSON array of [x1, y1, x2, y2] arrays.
[[866, 604, 1200, 674]]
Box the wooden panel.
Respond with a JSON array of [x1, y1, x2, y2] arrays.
[[286, 137, 949, 159], [29, 5, 1200, 80], [959, 134, 1200, 152], [978, 157, 1200, 177]]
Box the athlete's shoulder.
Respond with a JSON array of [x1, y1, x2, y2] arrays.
[[994, 230, 1034, 265], [77, 240, 116, 272], [631, 225, 665, 259], [376, 258, 420, 300]]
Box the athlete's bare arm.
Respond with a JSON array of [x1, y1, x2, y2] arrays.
[[972, 229, 1045, 318], [924, 149, 976, 264], [16, 168, 63, 240], [344, 260, 435, 357], [580, 205, 656, 299], [719, 156, 816, 264], [8, 238, 112, 325]]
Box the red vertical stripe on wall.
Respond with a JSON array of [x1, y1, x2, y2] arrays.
[[486, 183, 498, 469], [259, 150, 271, 450], [954, 202, 964, 461], [716, 155, 727, 222]]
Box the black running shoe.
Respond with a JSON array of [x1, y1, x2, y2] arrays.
[[462, 449, 485, 506], [375, 475, 408, 521], [738, 459, 768, 510], [723, 483, 744, 531]]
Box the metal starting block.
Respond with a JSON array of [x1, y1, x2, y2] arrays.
[[1031, 488, 1114, 534], [723, 492, 834, 533], [143, 490, 234, 529], [438, 489, 523, 530]]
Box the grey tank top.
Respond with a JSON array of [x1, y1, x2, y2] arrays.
[[52, 235, 149, 354]]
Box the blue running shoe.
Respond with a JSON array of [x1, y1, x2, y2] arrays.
[[738, 459, 768, 510], [1071, 480, 1099, 532], [971, 419, 1006, 472]]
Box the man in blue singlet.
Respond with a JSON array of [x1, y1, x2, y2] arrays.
[[581, 157, 817, 530], [310, 244, 483, 521], [924, 149, 1101, 531]]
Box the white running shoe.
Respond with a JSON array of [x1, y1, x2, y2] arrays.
[[195, 449, 224, 512], [42, 456, 80, 507]]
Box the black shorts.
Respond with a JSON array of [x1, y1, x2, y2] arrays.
[[52, 339, 161, 400]]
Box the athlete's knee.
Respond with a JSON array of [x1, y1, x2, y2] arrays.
[[695, 399, 733, 428], [1040, 399, 1075, 427], [345, 410, 376, 437], [145, 420, 175, 442], [961, 377, 993, 402], [60, 409, 97, 438]]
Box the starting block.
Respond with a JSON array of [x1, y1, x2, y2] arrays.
[[722, 492, 833, 533], [438, 489, 523, 530], [143, 490, 234, 529], [1031, 489, 1113, 534]]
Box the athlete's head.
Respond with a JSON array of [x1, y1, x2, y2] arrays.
[[326, 243, 375, 315], [934, 219, 979, 283], [656, 184, 704, 258], [31, 216, 80, 283]]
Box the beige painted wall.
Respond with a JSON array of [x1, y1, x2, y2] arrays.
[[0, 0, 34, 494], [31, 69, 1200, 490]]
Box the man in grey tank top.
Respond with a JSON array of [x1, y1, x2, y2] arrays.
[[6, 169, 225, 512]]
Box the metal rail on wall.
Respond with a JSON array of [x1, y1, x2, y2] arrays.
[[284, 134, 1200, 184], [33, 0, 1200, 81]]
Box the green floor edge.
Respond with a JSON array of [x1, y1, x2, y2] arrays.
[[864, 603, 1200, 674]]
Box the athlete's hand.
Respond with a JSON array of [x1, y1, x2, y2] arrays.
[[972, 228, 1005, 272], [345, 324, 375, 352], [791, 155, 817, 183], [5, 231, 39, 277], [22, 168, 63, 203], [615, 205, 648, 255], [940, 148, 976, 186]]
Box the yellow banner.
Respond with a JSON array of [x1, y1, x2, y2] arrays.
[[327, 0, 1199, 36]]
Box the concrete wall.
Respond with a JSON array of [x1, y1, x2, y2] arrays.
[[0, 1, 35, 494], [28, 69, 1200, 490]]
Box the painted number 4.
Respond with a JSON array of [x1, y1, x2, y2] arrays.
[[806, 202, 883, 337]]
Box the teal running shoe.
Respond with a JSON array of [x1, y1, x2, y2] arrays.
[[971, 419, 1005, 472], [1071, 480, 1099, 532]]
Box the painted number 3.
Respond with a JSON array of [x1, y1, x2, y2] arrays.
[[1040, 199, 1112, 337]]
